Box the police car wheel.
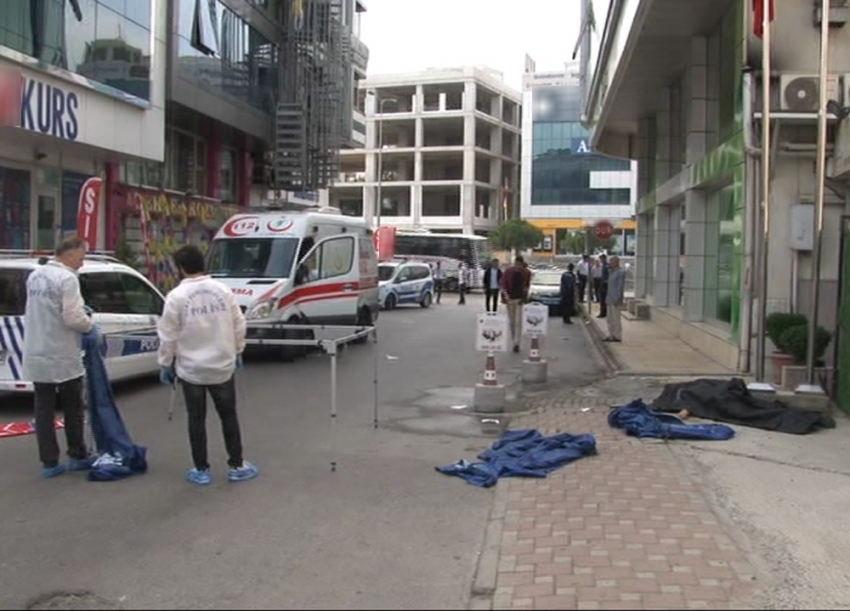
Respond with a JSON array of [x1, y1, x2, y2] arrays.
[[420, 292, 432, 308], [385, 293, 397, 310]]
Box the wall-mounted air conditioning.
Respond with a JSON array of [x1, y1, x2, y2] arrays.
[[779, 73, 840, 112]]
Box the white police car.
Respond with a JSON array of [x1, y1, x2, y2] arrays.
[[378, 261, 434, 310], [0, 251, 165, 392]]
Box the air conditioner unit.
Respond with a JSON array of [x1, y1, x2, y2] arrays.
[[779, 73, 840, 112]]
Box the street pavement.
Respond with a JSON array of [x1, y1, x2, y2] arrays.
[[0, 293, 602, 611]]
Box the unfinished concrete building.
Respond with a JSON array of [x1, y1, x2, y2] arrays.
[[329, 67, 522, 235]]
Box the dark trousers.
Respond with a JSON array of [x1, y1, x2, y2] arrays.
[[435, 279, 443, 303], [597, 281, 608, 316], [561, 297, 574, 323], [182, 377, 244, 470], [458, 285, 466, 304], [577, 275, 588, 302], [34, 377, 87, 468], [485, 289, 500, 312]]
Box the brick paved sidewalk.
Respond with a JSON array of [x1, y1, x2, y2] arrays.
[[482, 405, 761, 610]]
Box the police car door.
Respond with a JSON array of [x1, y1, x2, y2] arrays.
[[79, 271, 164, 382], [294, 234, 358, 325]]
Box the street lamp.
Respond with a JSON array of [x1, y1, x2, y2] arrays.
[[373, 93, 399, 229]]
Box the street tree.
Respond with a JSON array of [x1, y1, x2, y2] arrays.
[[490, 219, 544, 254]]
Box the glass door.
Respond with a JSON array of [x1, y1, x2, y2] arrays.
[[36, 191, 59, 251]]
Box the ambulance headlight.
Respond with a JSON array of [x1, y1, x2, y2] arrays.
[[246, 299, 273, 320]]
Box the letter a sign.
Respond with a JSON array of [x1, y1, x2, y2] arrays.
[[77, 177, 102, 250]]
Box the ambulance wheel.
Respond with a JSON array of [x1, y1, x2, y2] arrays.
[[385, 293, 397, 310], [353, 308, 372, 345], [278, 317, 311, 361]]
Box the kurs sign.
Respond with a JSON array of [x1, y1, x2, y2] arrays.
[[0, 68, 80, 142]]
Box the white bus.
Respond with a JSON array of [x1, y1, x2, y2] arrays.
[[393, 232, 491, 291]]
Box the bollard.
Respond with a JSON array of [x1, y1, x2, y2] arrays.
[[522, 335, 548, 383], [474, 350, 506, 413]]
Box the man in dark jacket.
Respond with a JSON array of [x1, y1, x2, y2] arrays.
[[483, 258, 503, 313], [597, 254, 609, 318], [500, 256, 531, 352], [560, 263, 576, 324]]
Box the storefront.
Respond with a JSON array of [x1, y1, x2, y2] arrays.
[[528, 218, 637, 256]]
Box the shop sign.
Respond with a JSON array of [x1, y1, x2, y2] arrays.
[[19, 74, 80, 142]]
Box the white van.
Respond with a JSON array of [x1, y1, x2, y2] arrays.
[[0, 253, 165, 393], [206, 210, 379, 356]]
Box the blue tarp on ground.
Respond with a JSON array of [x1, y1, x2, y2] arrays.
[[82, 333, 148, 481], [608, 399, 735, 441], [436, 429, 597, 487]]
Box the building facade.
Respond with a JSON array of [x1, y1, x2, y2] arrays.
[[0, 0, 166, 252], [521, 63, 637, 256], [583, 0, 850, 377], [329, 66, 522, 235]]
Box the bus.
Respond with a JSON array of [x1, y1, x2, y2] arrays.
[[393, 231, 491, 291]]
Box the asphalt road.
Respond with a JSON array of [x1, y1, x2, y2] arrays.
[[0, 294, 601, 611]]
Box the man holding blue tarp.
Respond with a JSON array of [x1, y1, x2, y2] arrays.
[[157, 245, 258, 486]]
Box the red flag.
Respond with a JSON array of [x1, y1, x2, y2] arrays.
[[753, 0, 775, 39], [77, 177, 102, 250]]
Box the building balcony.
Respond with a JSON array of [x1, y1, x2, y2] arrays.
[[583, 0, 731, 157]]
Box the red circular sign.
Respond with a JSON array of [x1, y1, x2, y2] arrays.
[[223, 215, 259, 237], [594, 221, 614, 240]]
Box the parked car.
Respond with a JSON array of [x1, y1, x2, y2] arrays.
[[378, 261, 434, 309], [0, 252, 165, 393], [528, 269, 564, 316]]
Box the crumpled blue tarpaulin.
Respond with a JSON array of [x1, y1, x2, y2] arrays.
[[608, 399, 735, 441], [82, 333, 148, 481], [436, 429, 597, 487]]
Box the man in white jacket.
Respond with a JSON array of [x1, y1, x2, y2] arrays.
[[157, 245, 257, 486], [24, 236, 100, 478]]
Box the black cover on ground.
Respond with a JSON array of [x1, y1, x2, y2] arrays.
[[650, 378, 836, 435]]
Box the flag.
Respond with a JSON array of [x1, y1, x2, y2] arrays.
[[753, 0, 775, 39]]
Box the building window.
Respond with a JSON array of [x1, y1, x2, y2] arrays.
[[165, 128, 206, 195], [704, 185, 735, 325], [191, 0, 219, 56], [0, 0, 152, 101], [0, 167, 31, 249], [123, 161, 163, 188], [220, 148, 237, 203]]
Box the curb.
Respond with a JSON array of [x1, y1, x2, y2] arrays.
[[578, 305, 624, 375], [468, 478, 509, 610]]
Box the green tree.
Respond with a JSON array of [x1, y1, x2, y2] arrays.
[[490, 219, 545, 252]]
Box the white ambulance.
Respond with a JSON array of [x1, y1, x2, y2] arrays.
[[206, 209, 380, 358]]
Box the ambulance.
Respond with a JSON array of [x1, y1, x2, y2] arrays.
[[206, 209, 380, 357]]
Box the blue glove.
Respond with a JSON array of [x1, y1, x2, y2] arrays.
[[236, 354, 244, 371], [159, 366, 176, 386]]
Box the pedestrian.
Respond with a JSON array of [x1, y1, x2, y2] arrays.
[[157, 245, 258, 486], [560, 263, 577, 324], [457, 262, 467, 305], [433, 261, 443, 304], [590, 257, 602, 305], [604, 256, 626, 342], [23, 236, 100, 478], [576, 254, 589, 303], [597, 254, 609, 318], [483, 258, 502, 313], [500, 255, 531, 353]]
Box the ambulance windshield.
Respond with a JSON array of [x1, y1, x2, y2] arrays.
[[207, 237, 299, 279]]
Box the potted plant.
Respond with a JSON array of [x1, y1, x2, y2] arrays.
[[765, 312, 807, 385], [779, 324, 833, 367]]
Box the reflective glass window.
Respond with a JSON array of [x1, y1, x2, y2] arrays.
[[0, 0, 151, 101]]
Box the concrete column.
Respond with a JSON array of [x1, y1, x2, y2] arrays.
[[415, 84, 424, 114], [412, 184, 422, 227], [686, 37, 709, 164], [636, 118, 654, 198], [651, 204, 679, 306], [489, 158, 502, 188], [636, 213, 652, 298], [463, 81, 477, 113], [706, 32, 721, 150], [683, 190, 707, 321], [461, 184, 475, 232], [491, 95, 503, 120], [415, 117, 423, 148], [655, 89, 673, 184]]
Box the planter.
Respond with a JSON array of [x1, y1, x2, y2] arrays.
[[769, 351, 796, 386]]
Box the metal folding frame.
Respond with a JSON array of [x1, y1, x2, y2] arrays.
[[100, 322, 380, 472]]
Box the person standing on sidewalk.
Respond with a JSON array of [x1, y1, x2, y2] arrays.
[[157, 245, 258, 486], [433, 261, 443, 304], [23, 236, 101, 479], [576, 254, 589, 304], [604, 256, 626, 342], [500, 256, 531, 353], [483, 258, 502, 313], [457, 262, 467, 305], [597, 254, 610, 318], [560, 263, 577, 324], [590, 257, 602, 304]]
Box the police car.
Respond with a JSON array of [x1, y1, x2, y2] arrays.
[[378, 261, 434, 309], [0, 251, 165, 393]]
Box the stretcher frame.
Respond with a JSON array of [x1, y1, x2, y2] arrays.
[[100, 323, 380, 472]]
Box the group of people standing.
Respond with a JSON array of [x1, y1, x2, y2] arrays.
[[575, 254, 613, 316]]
